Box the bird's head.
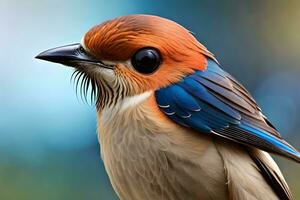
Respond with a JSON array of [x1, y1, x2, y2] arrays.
[[36, 14, 215, 110]]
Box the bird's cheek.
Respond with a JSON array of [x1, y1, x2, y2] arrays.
[[114, 62, 186, 94], [113, 64, 154, 94], [87, 66, 114, 84]]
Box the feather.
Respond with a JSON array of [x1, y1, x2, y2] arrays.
[[155, 58, 300, 163], [249, 149, 293, 200]]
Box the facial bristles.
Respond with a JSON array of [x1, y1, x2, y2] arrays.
[[70, 69, 99, 106]]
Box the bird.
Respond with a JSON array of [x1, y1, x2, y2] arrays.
[[36, 14, 300, 200]]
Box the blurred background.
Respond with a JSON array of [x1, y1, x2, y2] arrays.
[[0, 0, 299, 199]]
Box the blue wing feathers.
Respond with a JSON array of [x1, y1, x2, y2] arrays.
[[155, 59, 300, 162], [168, 115, 190, 128], [239, 122, 299, 156], [192, 75, 256, 113], [168, 85, 201, 111], [155, 90, 170, 108], [179, 78, 241, 120], [196, 100, 240, 125], [182, 115, 212, 133], [197, 70, 233, 90]]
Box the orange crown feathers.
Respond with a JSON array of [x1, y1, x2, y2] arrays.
[[84, 15, 216, 72], [82, 15, 218, 93]]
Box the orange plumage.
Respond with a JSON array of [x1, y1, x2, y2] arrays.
[[84, 15, 216, 91]]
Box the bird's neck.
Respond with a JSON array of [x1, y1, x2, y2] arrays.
[[96, 91, 175, 154], [98, 91, 153, 123]]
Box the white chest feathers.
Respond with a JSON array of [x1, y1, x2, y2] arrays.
[[100, 91, 153, 125]]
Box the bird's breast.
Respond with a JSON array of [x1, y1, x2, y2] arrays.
[[96, 94, 229, 200]]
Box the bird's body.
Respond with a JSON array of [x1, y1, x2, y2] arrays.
[[98, 93, 281, 200], [36, 14, 299, 200]]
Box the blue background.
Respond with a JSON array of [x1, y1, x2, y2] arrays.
[[0, 0, 299, 199]]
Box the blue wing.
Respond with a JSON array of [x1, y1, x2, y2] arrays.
[[155, 59, 300, 162]]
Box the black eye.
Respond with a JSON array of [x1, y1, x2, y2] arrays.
[[131, 48, 161, 74]]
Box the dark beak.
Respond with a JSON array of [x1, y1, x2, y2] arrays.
[[35, 43, 112, 69]]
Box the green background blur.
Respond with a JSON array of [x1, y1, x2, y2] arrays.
[[0, 0, 299, 199]]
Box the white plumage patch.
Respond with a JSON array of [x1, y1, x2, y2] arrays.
[[101, 91, 153, 124], [119, 91, 153, 111]]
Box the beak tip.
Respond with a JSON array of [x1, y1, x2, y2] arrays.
[[35, 43, 81, 64], [35, 54, 42, 60], [35, 52, 48, 61]]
